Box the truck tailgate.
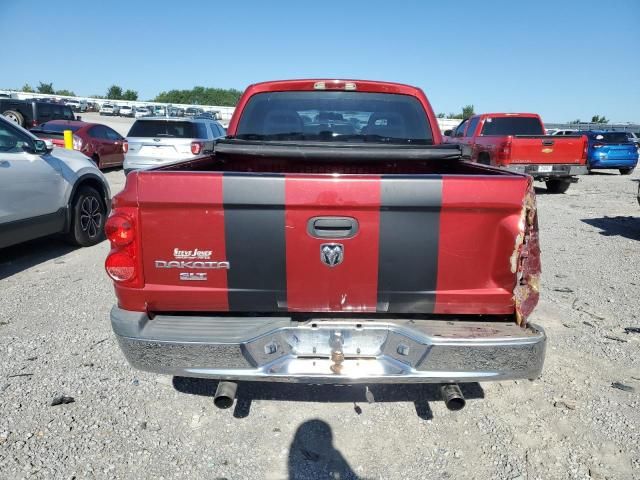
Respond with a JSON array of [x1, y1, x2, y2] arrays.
[[116, 171, 535, 318], [510, 135, 585, 164]]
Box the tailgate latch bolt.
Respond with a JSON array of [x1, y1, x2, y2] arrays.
[[397, 344, 410, 356], [264, 341, 278, 355]]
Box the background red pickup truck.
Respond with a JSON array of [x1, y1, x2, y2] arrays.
[[446, 113, 588, 193], [105, 79, 546, 410]]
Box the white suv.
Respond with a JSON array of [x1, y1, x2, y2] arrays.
[[0, 116, 111, 248], [124, 117, 225, 174]]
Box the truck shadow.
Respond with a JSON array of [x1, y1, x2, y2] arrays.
[[0, 236, 78, 280], [172, 377, 484, 419], [581, 216, 640, 241]]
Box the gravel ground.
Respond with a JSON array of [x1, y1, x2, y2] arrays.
[[1, 167, 639, 479]]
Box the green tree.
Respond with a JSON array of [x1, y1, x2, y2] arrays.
[[122, 89, 138, 101], [37, 82, 54, 94], [446, 112, 463, 119], [591, 115, 608, 124], [55, 89, 76, 97], [22, 83, 34, 93], [462, 105, 475, 120], [154, 86, 243, 106], [568, 119, 581, 125], [107, 85, 124, 100], [436, 112, 445, 118]]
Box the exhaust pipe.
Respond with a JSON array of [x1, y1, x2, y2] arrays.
[[440, 384, 466, 411], [213, 381, 238, 409]]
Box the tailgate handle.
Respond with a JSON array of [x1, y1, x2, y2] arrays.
[[308, 217, 358, 239], [542, 139, 554, 146]]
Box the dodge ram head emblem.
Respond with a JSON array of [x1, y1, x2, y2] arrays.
[[321, 243, 344, 267]]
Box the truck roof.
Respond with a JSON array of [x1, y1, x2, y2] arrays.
[[245, 79, 424, 95]]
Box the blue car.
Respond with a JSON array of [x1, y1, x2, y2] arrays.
[[581, 130, 639, 175]]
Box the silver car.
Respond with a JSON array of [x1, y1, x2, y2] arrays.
[[0, 116, 111, 248], [124, 117, 225, 174]]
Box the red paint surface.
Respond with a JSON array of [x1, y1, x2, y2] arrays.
[[435, 175, 528, 315], [115, 172, 229, 312], [285, 175, 381, 312]]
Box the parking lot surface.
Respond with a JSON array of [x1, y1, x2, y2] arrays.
[[1, 167, 639, 479]]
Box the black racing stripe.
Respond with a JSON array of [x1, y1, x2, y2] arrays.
[[377, 175, 442, 313], [223, 174, 287, 311]]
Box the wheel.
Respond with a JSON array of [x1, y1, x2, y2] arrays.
[[91, 154, 102, 169], [619, 167, 635, 175], [545, 179, 571, 194], [67, 186, 106, 247], [3, 110, 24, 127]]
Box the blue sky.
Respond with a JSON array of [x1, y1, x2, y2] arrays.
[[1, 0, 638, 122]]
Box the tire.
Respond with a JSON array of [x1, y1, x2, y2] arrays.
[[67, 186, 106, 247], [619, 167, 634, 175], [3, 110, 24, 127], [545, 179, 571, 194]]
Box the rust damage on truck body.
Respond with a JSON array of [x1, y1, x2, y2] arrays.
[[513, 180, 541, 326]]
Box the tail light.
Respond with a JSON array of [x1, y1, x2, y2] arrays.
[[122, 141, 128, 154], [497, 140, 512, 164], [191, 141, 203, 155], [32, 120, 38, 127], [105, 210, 142, 287], [104, 252, 136, 282], [72, 134, 83, 151], [105, 214, 134, 246]]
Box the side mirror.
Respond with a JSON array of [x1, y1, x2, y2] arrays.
[[32, 139, 49, 154], [76, 115, 82, 121], [443, 130, 453, 136]]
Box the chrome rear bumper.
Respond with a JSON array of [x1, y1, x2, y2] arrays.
[[111, 306, 546, 384]]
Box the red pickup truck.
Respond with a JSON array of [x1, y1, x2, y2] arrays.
[[446, 113, 588, 193], [105, 80, 546, 410]]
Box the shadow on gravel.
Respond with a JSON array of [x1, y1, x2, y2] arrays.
[[172, 377, 485, 419], [0, 236, 79, 280], [581, 216, 640, 241], [288, 419, 359, 480]]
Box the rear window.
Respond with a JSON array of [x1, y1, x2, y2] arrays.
[[593, 132, 631, 144], [481, 117, 544, 136], [37, 122, 81, 133], [236, 91, 433, 144], [128, 120, 196, 138]]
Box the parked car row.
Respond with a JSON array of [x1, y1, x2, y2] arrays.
[[28, 115, 226, 174]]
